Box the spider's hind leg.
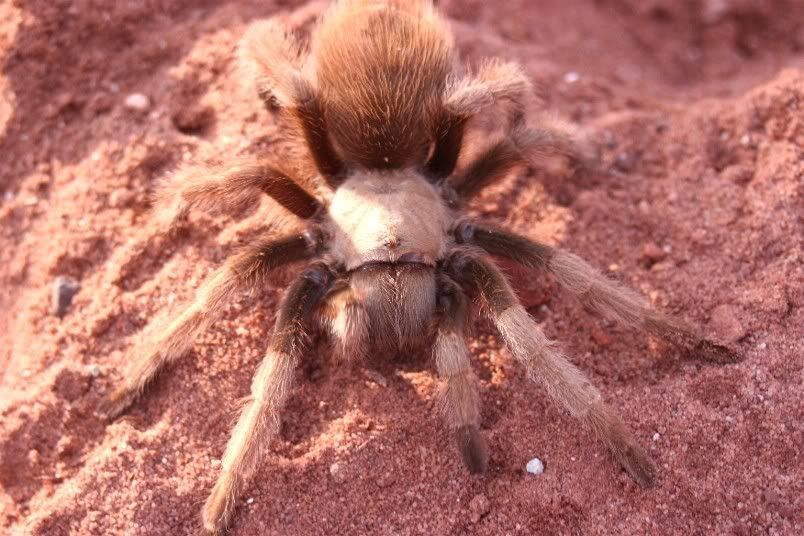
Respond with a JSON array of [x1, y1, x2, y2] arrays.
[[98, 232, 322, 421], [240, 19, 344, 183], [202, 262, 335, 534]]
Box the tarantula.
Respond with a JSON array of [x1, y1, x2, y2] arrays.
[[98, 0, 737, 533]]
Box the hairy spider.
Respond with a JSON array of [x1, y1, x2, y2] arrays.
[[98, 1, 738, 533]]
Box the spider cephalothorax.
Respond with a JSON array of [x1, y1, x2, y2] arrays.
[[98, 1, 738, 533]]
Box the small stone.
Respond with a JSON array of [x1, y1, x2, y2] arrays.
[[652, 432, 660, 441], [210, 458, 221, 468], [124, 93, 151, 112], [468, 493, 490, 523], [56, 436, 78, 458], [563, 71, 580, 84], [108, 188, 135, 208], [171, 104, 215, 134], [51, 276, 80, 317], [53, 369, 91, 401], [246, 497, 254, 505], [362, 369, 388, 387], [721, 164, 753, 185], [329, 461, 347, 484], [377, 472, 396, 488], [526, 457, 544, 475], [86, 364, 101, 377], [641, 242, 666, 264], [637, 200, 651, 214], [613, 152, 635, 172], [27, 449, 40, 465], [708, 304, 747, 343]]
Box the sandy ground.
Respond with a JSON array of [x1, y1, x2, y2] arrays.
[[1, 1, 803, 534]]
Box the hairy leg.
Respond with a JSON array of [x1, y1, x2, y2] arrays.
[[97, 231, 323, 420], [318, 281, 371, 361], [425, 59, 529, 180], [151, 156, 321, 232], [241, 19, 344, 182], [444, 59, 531, 122], [434, 274, 487, 472], [449, 122, 596, 200], [453, 221, 738, 362], [445, 249, 656, 487], [202, 262, 335, 534]]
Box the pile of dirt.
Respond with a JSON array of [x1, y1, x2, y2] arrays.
[[1, 1, 801, 534]]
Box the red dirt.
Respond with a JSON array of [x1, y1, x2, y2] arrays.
[[1, 1, 802, 534]]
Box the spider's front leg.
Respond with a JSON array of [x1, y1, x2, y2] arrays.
[[454, 221, 740, 363], [98, 231, 323, 420], [202, 262, 335, 534], [434, 274, 487, 473], [445, 248, 657, 487]]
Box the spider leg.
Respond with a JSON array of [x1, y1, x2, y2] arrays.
[[445, 248, 657, 487], [97, 231, 323, 420], [202, 262, 335, 534], [241, 19, 344, 183], [434, 274, 487, 472], [449, 121, 596, 200], [454, 222, 740, 363], [425, 59, 530, 180], [443, 59, 531, 122], [317, 281, 371, 361], [151, 156, 323, 232]]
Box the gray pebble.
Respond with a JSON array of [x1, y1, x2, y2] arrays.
[[52, 276, 80, 317]]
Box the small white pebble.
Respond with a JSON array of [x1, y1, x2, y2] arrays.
[[246, 497, 254, 505], [329, 461, 346, 483], [652, 432, 661, 441], [526, 457, 544, 475], [87, 364, 101, 377], [564, 71, 580, 84], [124, 93, 151, 112], [740, 134, 751, 146], [21, 369, 32, 378], [161, 457, 168, 465], [3, 191, 14, 202], [757, 342, 767, 350], [211, 458, 221, 468], [608, 263, 620, 272]]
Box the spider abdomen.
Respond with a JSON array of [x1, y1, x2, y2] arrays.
[[313, 0, 453, 169]]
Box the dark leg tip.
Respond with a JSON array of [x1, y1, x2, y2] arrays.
[[455, 425, 489, 474], [696, 340, 743, 364], [96, 386, 137, 421]]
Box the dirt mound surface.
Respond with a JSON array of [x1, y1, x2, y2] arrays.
[[1, 1, 802, 534]]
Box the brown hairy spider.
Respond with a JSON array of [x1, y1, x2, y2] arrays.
[[98, 1, 738, 533]]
